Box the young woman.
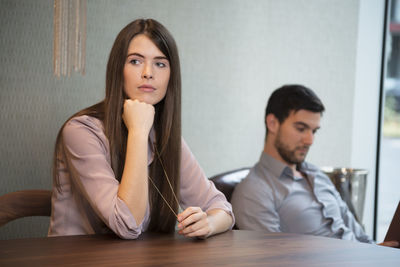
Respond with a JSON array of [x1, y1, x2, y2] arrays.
[[48, 19, 233, 239]]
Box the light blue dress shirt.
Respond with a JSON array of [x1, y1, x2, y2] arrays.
[[231, 152, 372, 243]]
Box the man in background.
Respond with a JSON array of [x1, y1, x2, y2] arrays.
[[231, 84, 398, 246]]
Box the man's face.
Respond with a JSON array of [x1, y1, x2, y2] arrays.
[[273, 110, 321, 165]]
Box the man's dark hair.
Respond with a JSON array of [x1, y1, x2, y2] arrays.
[[265, 84, 325, 125]]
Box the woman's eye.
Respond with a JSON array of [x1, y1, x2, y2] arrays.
[[156, 62, 167, 68], [129, 59, 140, 65]]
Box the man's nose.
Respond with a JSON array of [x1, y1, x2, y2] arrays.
[[303, 131, 314, 145]]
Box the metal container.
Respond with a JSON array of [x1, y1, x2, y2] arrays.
[[321, 167, 368, 223]]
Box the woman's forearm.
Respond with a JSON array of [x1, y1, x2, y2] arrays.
[[117, 131, 149, 225]]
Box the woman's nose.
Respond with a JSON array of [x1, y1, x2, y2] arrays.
[[142, 63, 153, 79]]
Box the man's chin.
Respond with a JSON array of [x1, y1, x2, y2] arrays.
[[294, 154, 307, 164], [285, 156, 305, 165]]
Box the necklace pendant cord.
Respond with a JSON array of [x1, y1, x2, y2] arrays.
[[154, 144, 182, 209], [148, 175, 179, 218], [147, 143, 183, 218]]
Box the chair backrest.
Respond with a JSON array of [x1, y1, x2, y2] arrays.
[[209, 168, 250, 202], [0, 190, 52, 227]]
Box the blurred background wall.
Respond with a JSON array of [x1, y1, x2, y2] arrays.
[[0, 0, 383, 239]]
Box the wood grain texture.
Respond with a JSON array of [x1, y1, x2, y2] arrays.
[[1, 230, 399, 266]]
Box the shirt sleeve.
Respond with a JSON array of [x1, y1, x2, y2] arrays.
[[231, 172, 281, 232], [61, 116, 148, 239], [334, 187, 373, 243], [179, 138, 234, 228]]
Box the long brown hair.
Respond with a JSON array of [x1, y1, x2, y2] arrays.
[[53, 19, 181, 233]]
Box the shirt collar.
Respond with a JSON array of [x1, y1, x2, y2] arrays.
[[259, 152, 294, 179], [259, 152, 319, 181]]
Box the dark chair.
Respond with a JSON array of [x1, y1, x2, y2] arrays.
[[0, 190, 52, 227], [209, 167, 250, 202]]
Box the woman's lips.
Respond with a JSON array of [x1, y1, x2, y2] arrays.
[[138, 85, 156, 92]]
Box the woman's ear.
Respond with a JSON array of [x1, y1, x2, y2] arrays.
[[266, 114, 279, 134]]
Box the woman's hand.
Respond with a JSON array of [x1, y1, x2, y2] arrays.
[[177, 207, 233, 239], [122, 99, 155, 136], [177, 207, 213, 239]]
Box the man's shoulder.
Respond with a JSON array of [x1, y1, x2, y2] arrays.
[[234, 165, 273, 194], [231, 164, 276, 211]]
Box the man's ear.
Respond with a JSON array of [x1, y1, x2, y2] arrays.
[[266, 114, 279, 134]]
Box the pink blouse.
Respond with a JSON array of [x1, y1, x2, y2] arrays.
[[48, 115, 233, 239]]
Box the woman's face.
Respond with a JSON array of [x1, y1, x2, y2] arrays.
[[123, 34, 170, 105]]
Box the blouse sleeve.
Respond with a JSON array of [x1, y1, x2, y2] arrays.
[[179, 138, 235, 228], [61, 116, 148, 239]]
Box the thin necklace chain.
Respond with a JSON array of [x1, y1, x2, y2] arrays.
[[147, 143, 182, 218], [147, 175, 178, 218]]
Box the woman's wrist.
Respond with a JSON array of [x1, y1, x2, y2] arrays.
[[128, 130, 149, 141], [206, 209, 232, 237]]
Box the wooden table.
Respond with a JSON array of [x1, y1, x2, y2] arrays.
[[1, 230, 399, 266]]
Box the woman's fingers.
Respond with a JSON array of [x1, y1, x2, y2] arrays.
[[181, 226, 210, 239], [178, 213, 207, 232], [177, 207, 203, 228], [177, 207, 211, 238]]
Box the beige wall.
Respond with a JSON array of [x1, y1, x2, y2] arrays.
[[1, 0, 381, 239]]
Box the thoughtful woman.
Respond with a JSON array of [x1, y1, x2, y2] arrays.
[[48, 18, 234, 239]]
